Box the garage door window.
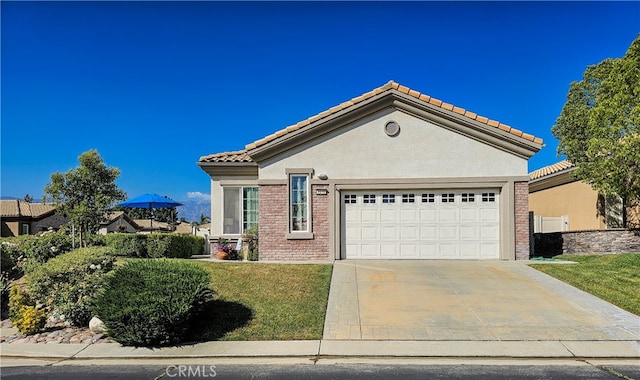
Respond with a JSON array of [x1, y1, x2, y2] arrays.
[[363, 194, 376, 204], [461, 193, 475, 203], [344, 194, 357, 204], [382, 194, 395, 203], [422, 193, 435, 203], [482, 192, 496, 202], [402, 194, 415, 203], [442, 193, 455, 203]]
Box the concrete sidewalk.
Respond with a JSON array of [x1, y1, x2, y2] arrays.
[[1, 339, 639, 362]]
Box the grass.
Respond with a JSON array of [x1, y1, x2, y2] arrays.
[[186, 261, 333, 341], [529, 253, 640, 316]]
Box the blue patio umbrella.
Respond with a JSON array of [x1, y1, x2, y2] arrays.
[[118, 194, 183, 230]]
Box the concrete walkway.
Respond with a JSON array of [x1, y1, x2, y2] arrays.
[[323, 260, 640, 342]]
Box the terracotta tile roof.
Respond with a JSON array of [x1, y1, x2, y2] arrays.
[[529, 160, 575, 180], [199, 150, 254, 163], [0, 200, 56, 218], [245, 80, 544, 151]]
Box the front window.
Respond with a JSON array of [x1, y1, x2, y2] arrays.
[[223, 186, 258, 234], [21, 223, 30, 235], [290, 175, 309, 232]]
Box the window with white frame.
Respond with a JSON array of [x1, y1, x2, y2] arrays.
[[382, 194, 395, 204], [290, 175, 309, 232], [482, 192, 496, 202], [223, 186, 258, 234]]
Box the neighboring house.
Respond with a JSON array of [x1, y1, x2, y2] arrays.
[[0, 200, 67, 237], [529, 160, 639, 232], [133, 219, 171, 233], [198, 81, 542, 261], [98, 211, 140, 235]]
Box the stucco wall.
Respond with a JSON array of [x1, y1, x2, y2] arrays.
[[529, 181, 605, 231], [259, 109, 528, 180]]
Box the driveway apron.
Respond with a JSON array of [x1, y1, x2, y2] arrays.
[[323, 260, 640, 341]]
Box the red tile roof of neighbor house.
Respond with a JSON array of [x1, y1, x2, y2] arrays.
[[199, 81, 544, 163], [0, 200, 56, 218], [199, 150, 254, 164], [529, 160, 575, 181]]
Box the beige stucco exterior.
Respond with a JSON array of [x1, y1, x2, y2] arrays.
[[259, 109, 528, 180], [529, 179, 605, 231]]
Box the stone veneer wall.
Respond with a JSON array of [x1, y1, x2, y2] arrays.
[[535, 229, 640, 256], [514, 181, 530, 260], [258, 184, 330, 261]]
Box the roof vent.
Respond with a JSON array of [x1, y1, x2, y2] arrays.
[[384, 121, 400, 137]]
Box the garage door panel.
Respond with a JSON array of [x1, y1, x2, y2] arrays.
[[380, 209, 397, 223], [343, 190, 499, 259], [400, 225, 418, 239], [439, 209, 458, 223], [361, 244, 380, 257], [459, 226, 477, 240], [400, 209, 417, 222], [380, 226, 397, 240], [419, 209, 437, 222], [460, 244, 479, 258], [439, 226, 458, 240], [480, 208, 499, 222], [459, 208, 478, 222], [420, 226, 437, 240], [380, 244, 397, 257], [361, 226, 378, 240], [419, 244, 438, 258], [440, 244, 458, 258], [361, 209, 379, 222]]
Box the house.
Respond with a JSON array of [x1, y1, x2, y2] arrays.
[[132, 219, 172, 233], [198, 81, 543, 261], [0, 200, 67, 237], [98, 211, 140, 235], [529, 160, 639, 232]]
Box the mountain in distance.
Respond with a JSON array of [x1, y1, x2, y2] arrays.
[[177, 198, 211, 223]]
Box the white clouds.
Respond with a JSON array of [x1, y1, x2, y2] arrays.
[[186, 191, 210, 201]]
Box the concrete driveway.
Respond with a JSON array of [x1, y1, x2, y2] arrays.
[[323, 260, 640, 341]]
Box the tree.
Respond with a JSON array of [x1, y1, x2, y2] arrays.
[[199, 213, 210, 225], [43, 150, 126, 246], [552, 34, 640, 227]]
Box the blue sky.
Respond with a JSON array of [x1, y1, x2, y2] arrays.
[[2, 1, 639, 202]]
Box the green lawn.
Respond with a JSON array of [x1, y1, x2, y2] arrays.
[[187, 261, 333, 341], [529, 254, 640, 316]]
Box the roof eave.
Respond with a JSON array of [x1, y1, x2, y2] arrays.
[[247, 89, 543, 163], [197, 161, 258, 177], [529, 167, 579, 192]]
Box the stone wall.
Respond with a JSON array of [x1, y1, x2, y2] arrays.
[[534, 229, 640, 256]]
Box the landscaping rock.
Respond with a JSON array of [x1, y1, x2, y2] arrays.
[[89, 316, 106, 334]]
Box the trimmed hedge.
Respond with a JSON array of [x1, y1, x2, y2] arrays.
[[105, 233, 204, 258], [93, 259, 213, 346], [105, 234, 148, 257], [26, 247, 116, 327]]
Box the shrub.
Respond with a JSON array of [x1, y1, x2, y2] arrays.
[[26, 247, 115, 327], [243, 225, 259, 261], [104, 233, 203, 258], [93, 259, 213, 346], [14, 305, 47, 335], [9, 285, 32, 324], [105, 233, 147, 257]]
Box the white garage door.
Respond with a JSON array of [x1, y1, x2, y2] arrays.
[[343, 190, 500, 259]]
